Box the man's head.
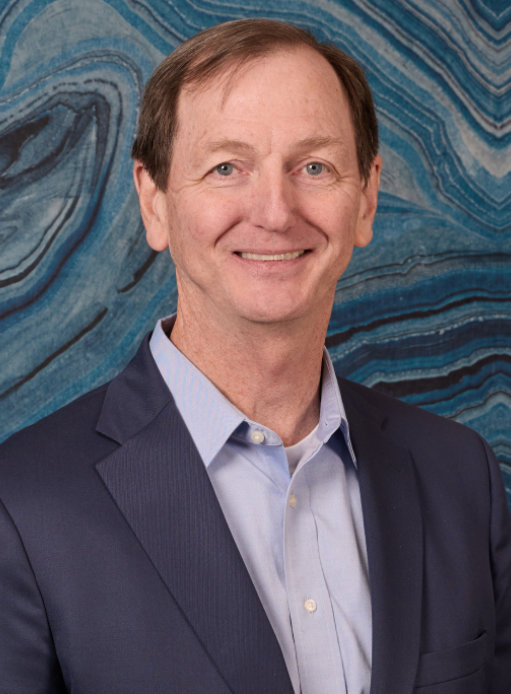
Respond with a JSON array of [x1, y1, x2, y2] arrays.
[[133, 20, 381, 332], [131, 18, 378, 189]]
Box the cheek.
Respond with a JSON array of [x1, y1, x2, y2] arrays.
[[306, 198, 360, 246], [188, 195, 244, 243], [166, 195, 239, 262], [304, 184, 359, 218]]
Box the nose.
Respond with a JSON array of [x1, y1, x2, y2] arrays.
[[247, 166, 294, 233]]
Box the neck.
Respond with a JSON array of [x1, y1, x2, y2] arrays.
[[170, 305, 330, 446]]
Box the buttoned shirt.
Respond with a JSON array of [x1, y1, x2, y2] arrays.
[[150, 317, 372, 693]]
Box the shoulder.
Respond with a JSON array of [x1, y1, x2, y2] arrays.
[[1, 382, 110, 461], [0, 333, 172, 500], [0, 383, 119, 509], [0, 332, 162, 470], [339, 376, 481, 446], [338, 376, 496, 493], [337, 380, 511, 557]]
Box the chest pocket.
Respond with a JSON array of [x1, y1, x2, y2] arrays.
[[414, 631, 488, 689]]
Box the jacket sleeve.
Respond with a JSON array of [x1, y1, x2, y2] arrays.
[[485, 440, 511, 693], [0, 498, 67, 694]]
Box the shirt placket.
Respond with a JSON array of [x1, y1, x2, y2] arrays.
[[283, 460, 347, 694]]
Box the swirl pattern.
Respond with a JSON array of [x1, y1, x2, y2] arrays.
[[0, 0, 509, 504]]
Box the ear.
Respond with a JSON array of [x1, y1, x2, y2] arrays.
[[133, 161, 169, 251], [354, 154, 382, 248]]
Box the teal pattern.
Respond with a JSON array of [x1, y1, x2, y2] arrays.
[[0, 0, 509, 506]]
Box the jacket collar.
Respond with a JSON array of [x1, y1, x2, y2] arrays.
[[340, 378, 423, 694], [96, 334, 170, 445], [96, 335, 423, 693], [95, 334, 294, 693]]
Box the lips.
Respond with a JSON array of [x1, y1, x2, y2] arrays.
[[237, 250, 306, 261]]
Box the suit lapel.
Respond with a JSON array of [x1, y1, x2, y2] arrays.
[[94, 337, 423, 692], [95, 338, 293, 694], [341, 381, 423, 694]]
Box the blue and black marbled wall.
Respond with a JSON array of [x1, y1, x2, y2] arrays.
[[1, 0, 510, 504]]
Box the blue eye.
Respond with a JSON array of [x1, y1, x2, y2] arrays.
[[306, 162, 324, 176], [215, 162, 234, 176]]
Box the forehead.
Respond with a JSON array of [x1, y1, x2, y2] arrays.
[[174, 46, 354, 149]]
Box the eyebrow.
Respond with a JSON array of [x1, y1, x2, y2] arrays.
[[205, 139, 257, 155], [204, 136, 348, 156], [297, 135, 345, 149], [293, 136, 348, 153]]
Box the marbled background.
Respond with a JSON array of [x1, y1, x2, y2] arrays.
[[0, 0, 509, 506]]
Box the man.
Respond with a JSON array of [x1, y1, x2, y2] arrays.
[[0, 18, 510, 694]]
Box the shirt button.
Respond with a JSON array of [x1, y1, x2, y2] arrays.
[[304, 599, 317, 613], [289, 494, 297, 508], [250, 430, 265, 444]]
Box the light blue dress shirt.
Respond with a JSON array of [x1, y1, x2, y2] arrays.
[[150, 317, 372, 694]]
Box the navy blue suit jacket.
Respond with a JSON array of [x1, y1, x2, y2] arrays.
[[1, 335, 510, 693]]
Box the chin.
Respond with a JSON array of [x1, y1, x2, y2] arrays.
[[223, 286, 328, 327], [234, 301, 312, 326]]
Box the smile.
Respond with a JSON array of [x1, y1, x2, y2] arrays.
[[237, 250, 306, 261]]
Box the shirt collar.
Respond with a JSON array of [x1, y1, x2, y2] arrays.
[[149, 315, 356, 468]]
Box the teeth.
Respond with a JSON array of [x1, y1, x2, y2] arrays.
[[239, 250, 305, 261]]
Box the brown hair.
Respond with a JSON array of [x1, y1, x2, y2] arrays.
[[131, 18, 378, 189]]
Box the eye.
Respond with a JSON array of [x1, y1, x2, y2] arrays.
[[215, 162, 234, 176], [305, 162, 324, 176]]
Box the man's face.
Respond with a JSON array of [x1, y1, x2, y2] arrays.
[[138, 46, 380, 329]]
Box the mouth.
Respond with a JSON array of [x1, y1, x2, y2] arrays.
[[236, 250, 307, 261]]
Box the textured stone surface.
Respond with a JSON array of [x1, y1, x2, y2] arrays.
[[0, 0, 509, 504]]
